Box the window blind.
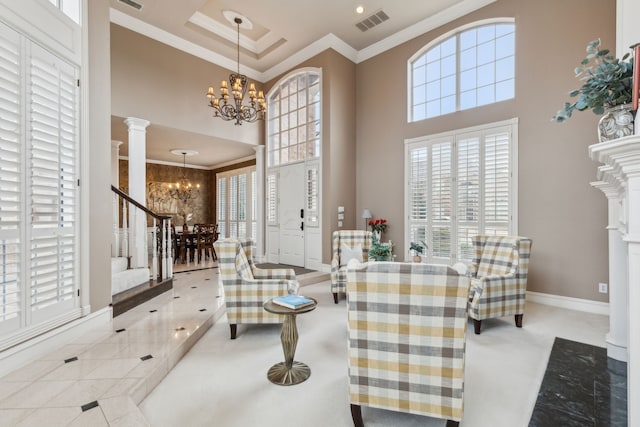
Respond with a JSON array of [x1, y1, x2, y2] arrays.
[[0, 24, 22, 329], [406, 122, 515, 263], [28, 44, 78, 316]]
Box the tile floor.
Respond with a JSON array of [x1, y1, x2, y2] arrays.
[[0, 267, 223, 427]]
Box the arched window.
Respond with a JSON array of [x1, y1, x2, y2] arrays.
[[267, 70, 321, 167], [409, 20, 515, 121]]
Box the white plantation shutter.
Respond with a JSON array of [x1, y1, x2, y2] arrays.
[[406, 121, 515, 263], [266, 173, 278, 225], [238, 174, 246, 238], [305, 164, 319, 226], [251, 171, 257, 242], [456, 135, 480, 260], [216, 167, 256, 241], [28, 44, 78, 319], [430, 142, 452, 259], [0, 24, 22, 332], [408, 147, 428, 248], [229, 175, 238, 238], [217, 177, 226, 238], [484, 130, 510, 236], [0, 18, 81, 348]]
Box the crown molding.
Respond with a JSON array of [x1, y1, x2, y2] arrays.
[[110, 8, 262, 81], [356, 0, 497, 63], [261, 33, 358, 82], [111, 0, 495, 83]]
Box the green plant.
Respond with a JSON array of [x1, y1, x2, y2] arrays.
[[552, 39, 635, 122], [409, 241, 427, 255], [369, 235, 394, 261]]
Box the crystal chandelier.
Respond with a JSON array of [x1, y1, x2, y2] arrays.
[[169, 151, 200, 204], [206, 17, 266, 125]]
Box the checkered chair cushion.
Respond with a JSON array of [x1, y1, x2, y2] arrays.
[[330, 230, 372, 298], [468, 235, 532, 322], [237, 239, 296, 280], [346, 262, 469, 422], [214, 238, 296, 326]]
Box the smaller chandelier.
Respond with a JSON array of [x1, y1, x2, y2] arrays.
[[169, 150, 200, 204], [206, 16, 266, 126]]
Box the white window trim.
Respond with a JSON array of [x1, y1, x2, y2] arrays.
[[216, 165, 257, 240], [406, 17, 516, 123], [404, 118, 518, 262]]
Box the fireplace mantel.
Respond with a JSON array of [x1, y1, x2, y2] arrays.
[[589, 135, 640, 426]]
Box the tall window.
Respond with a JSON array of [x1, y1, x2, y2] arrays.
[[405, 120, 517, 263], [410, 20, 515, 121], [267, 70, 321, 167], [216, 166, 256, 239], [48, 0, 81, 24], [0, 20, 80, 344]]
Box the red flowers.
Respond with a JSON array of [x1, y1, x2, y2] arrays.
[[368, 218, 388, 233]]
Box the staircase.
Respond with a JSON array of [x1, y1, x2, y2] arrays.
[[111, 185, 174, 316]]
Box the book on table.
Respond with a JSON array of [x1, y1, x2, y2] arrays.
[[272, 294, 315, 310]]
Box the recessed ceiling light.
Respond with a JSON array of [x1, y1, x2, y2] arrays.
[[355, 5, 365, 14]]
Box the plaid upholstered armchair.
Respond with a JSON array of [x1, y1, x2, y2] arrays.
[[330, 230, 372, 303], [346, 262, 469, 427], [467, 235, 532, 335], [214, 238, 297, 339]]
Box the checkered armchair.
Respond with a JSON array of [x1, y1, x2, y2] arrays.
[[331, 230, 372, 303], [467, 235, 532, 335], [346, 262, 469, 427], [214, 238, 297, 339]]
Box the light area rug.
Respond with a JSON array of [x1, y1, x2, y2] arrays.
[[140, 280, 609, 427]]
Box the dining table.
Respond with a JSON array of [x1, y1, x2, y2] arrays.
[[173, 227, 218, 264]]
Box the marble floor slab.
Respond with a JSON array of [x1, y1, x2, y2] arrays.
[[529, 337, 627, 427]]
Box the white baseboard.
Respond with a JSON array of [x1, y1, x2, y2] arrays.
[[0, 306, 113, 378], [527, 291, 609, 316]]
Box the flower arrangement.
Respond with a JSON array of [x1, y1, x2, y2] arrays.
[[369, 235, 394, 261], [368, 218, 388, 233]]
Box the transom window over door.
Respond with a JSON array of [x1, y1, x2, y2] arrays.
[[409, 19, 515, 121], [267, 70, 321, 167], [405, 119, 517, 264]]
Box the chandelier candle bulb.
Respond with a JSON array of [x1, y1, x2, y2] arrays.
[[206, 15, 266, 125]]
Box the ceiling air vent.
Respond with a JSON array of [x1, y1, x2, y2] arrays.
[[118, 0, 143, 11], [355, 10, 389, 32]]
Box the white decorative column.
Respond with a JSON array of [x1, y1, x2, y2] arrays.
[[125, 117, 150, 269], [254, 145, 265, 262], [590, 135, 640, 427]]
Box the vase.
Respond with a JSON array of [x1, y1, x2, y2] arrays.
[[598, 103, 634, 142], [412, 255, 422, 263], [374, 231, 381, 241]]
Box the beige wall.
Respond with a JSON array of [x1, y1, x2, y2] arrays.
[[355, 0, 613, 301], [88, 0, 113, 311], [265, 50, 357, 263], [110, 24, 263, 147]]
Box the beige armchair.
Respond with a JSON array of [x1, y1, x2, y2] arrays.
[[214, 238, 297, 339], [467, 235, 532, 334], [346, 261, 469, 427], [330, 230, 372, 303]]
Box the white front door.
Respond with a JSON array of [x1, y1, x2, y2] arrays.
[[278, 163, 305, 266]]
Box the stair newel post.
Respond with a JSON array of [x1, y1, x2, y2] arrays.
[[112, 193, 119, 257], [121, 200, 129, 259], [166, 218, 173, 278], [151, 217, 158, 281]]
